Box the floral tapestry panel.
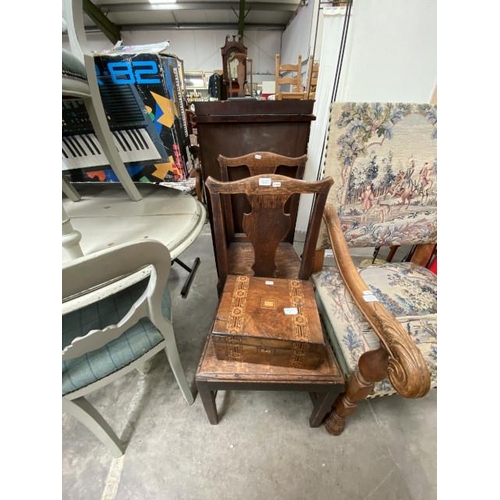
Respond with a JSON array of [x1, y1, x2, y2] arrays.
[[318, 102, 437, 248]]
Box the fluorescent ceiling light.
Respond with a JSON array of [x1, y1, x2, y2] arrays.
[[148, 0, 178, 9]]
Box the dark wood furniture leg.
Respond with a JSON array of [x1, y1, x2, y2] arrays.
[[309, 390, 339, 427], [197, 382, 339, 427], [197, 382, 218, 425]]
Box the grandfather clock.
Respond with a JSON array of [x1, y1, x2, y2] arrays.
[[221, 35, 248, 99]]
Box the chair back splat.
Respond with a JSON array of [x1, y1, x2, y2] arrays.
[[206, 173, 333, 293], [217, 151, 307, 245]]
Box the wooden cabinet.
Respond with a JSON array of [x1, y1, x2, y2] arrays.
[[195, 100, 315, 213], [194, 99, 316, 276], [194, 100, 315, 183]]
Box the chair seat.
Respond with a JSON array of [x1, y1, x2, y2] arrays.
[[313, 262, 437, 397], [62, 48, 87, 81], [62, 280, 171, 396], [227, 241, 301, 278], [62, 48, 91, 98]]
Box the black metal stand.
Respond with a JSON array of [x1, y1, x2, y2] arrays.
[[173, 257, 201, 298]]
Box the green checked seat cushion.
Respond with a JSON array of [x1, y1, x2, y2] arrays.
[[62, 48, 87, 82], [62, 279, 172, 396], [313, 262, 437, 398]]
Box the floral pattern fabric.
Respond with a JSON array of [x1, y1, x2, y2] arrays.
[[317, 102, 437, 249], [313, 262, 437, 398]]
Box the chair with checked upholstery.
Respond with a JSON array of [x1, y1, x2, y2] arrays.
[[62, 240, 194, 457]]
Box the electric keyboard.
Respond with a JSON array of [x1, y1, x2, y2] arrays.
[[62, 81, 167, 171]]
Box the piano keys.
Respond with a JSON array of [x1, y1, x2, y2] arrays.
[[63, 52, 190, 183], [62, 99, 163, 170]]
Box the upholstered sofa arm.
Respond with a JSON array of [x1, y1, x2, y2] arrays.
[[322, 204, 431, 398]]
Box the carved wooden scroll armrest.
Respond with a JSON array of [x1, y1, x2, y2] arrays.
[[322, 205, 431, 398]]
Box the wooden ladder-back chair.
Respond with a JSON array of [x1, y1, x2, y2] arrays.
[[312, 102, 437, 435], [206, 173, 333, 294], [306, 59, 319, 100], [275, 54, 306, 100]]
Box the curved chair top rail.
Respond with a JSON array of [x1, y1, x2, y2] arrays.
[[62, 239, 171, 301], [206, 174, 332, 197], [217, 152, 308, 169]]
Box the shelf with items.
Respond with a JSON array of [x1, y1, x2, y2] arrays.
[[184, 70, 210, 102], [186, 88, 210, 102]]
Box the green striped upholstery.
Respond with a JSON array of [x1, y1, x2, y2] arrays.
[[62, 48, 87, 81], [62, 280, 172, 396]]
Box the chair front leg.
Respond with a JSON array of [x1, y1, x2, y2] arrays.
[[62, 397, 124, 457], [325, 347, 389, 436]]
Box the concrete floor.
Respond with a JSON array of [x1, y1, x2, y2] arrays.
[[62, 222, 437, 500]]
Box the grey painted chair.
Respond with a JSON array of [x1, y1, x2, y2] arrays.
[[62, 240, 195, 457], [62, 0, 142, 259]]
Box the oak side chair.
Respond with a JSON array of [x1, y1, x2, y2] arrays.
[[196, 173, 344, 426]]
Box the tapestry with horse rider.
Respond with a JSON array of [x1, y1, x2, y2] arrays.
[[318, 102, 437, 249]]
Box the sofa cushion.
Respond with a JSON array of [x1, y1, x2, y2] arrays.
[[313, 262, 437, 397]]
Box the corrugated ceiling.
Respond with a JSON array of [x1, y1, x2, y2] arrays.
[[86, 0, 305, 32]]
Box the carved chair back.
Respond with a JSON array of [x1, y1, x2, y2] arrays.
[[217, 151, 307, 243], [206, 174, 333, 292]]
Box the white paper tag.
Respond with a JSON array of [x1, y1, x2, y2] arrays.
[[254, 154, 262, 160], [259, 178, 272, 186], [362, 290, 373, 295], [265, 280, 274, 285], [284, 307, 298, 315], [363, 292, 378, 302], [272, 181, 281, 188]]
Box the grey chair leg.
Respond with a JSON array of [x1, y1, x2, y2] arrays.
[[62, 175, 81, 202], [83, 54, 142, 203], [163, 335, 195, 405], [136, 358, 154, 375], [63, 397, 125, 458], [154, 318, 195, 405]]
